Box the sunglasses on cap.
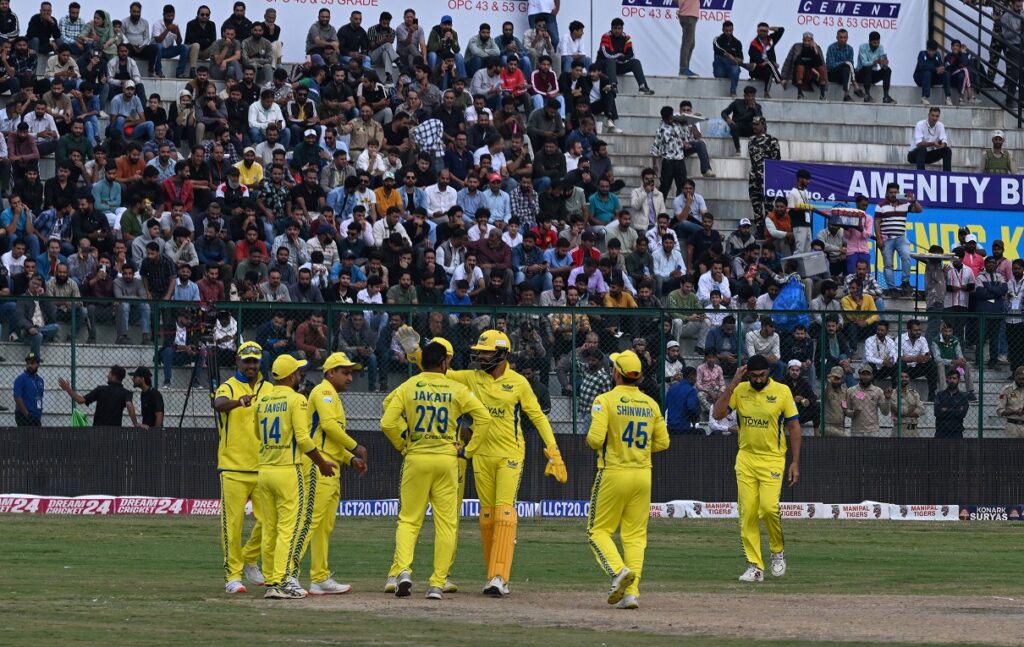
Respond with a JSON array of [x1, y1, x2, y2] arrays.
[[237, 346, 263, 359]]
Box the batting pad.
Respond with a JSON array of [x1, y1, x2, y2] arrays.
[[479, 506, 496, 570], [488, 503, 518, 581]]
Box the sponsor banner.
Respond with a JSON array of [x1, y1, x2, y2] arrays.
[[613, 0, 926, 83], [671, 500, 739, 518], [958, 505, 1023, 521], [765, 160, 1024, 213], [540, 499, 590, 518]]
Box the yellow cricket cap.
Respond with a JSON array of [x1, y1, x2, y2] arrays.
[[272, 354, 308, 380], [236, 341, 263, 359], [471, 329, 511, 352], [610, 351, 643, 379], [432, 337, 455, 357], [323, 352, 360, 372]]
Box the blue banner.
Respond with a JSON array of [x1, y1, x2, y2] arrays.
[[764, 160, 1024, 260]]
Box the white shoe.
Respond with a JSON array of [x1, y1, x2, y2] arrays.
[[615, 594, 639, 609], [425, 586, 443, 600], [280, 583, 307, 599], [99, 110, 109, 120], [384, 576, 398, 593], [243, 563, 265, 586], [770, 551, 787, 577], [225, 580, 247, 594], [944, 96, 953, 106], [309, 577, 352, 595], [920, 97, 931, 105], [483, 575, 507, 597], [287, 577, 307, 596], [738, 564, 764, 582], [396, 570, 412, 597], [606, 567, 636, 605], [443, 578, 458, 593], [604, 119, 623, 134]]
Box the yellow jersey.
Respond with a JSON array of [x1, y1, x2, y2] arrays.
[[307, 379, 358, 466], [214, 374, 268, 472], [587, 385, 669, 469], [234, 160, 264, 187], [728, 380, 799, 458], [382, 372, 490, 457], [255, 384, 316, 467], [447, 366, 556, 459]]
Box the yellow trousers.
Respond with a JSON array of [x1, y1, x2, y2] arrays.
[[472, 454, 523, 507], [735, 450, 785, 571], [389, 453, 459, 588], [297, 464, 337, 583], [219, 470, 262, 583], [587, 468, 651, 597], [258, 465, 307, 587], [450, 457, 467, 573]]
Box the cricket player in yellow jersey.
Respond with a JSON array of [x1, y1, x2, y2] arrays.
[[448, 329, 568, 597], [213, 341, 269, 594], [381, 342, 491, 600], [586, 351, 669, 610], [298, 352, 368, 595], [712, 354, 801, 583], [386, 336, 466, 594], [256, 355, 338, 600]]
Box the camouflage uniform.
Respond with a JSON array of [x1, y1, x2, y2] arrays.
[[845, 382, 891, 437], [822, 381, 848, 437], [747, 117, 781, 223]]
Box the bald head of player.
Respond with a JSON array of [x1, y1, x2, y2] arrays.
[[421, 342, 451, 373], [745, 354, 771, 391]]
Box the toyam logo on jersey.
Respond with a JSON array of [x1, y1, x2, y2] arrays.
[[541, 500, 590, 518]]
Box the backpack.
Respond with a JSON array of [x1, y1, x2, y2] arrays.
[[772, 275, 810, 333]]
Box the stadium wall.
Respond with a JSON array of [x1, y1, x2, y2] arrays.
[[1, 427, 1019, 505]]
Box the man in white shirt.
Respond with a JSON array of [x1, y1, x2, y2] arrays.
[[900, 318, 939, 400], [557, 19, 589, 73], [863, 320, 898, 383], [907, 106, 951, 171], [371, 207, 411, 247], [424, 169, 458, 220], [248, 89, 288, 145], [449, 251, 485, 293], [151, 5, 190, 78], [22, 100, 59, 156], [652, 233, 686, 296], [696, 260, 731, 306]]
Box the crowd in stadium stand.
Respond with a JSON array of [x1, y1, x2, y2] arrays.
[[0, 0, 1021, 437]]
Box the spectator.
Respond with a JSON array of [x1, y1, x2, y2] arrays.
[[596, 18, 654, 94], [944, 248, 975, 345], [816, 314, 853, 387], [1002, 0, 1024, 109], [822, 366, 848, 437], [780, 31, 827, 100], [295, 312, 329, 368], [695, 348, 725, 414], [652, 234, 685, 296], [864, 320, 899, 383], [934, 368, 970, 438], [13, 352, 44, 427], [931, 319, 976, 402], [58, 365, 139, 427], [840, 277, 879, 344], [901, 318, 939, 401], [664, 365, 699, 434], [845, 365, 892, 437], [874, 183, 922, 297], [856, 30, 894, 103], [747, 116, 780, 223], [131, 366, 164, 429], [745, 316, 783, 379], [781, 359, 818, 432], [826, 28, 860, 102], [914, 40, 952, 106], [975, 255, 1007, 368], [704, 314, 740, 378], [908, 106, 952, 171], [712, 20, 744, 96], [558, 20, 589, 73], [891, 369, 925, 437], [578, 346, 612, 430], [747, 22, 784, 96]]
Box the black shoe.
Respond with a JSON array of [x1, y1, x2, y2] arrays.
[[797, 89, 805, 100], [843, 94, 852, 102], [864, 93, 874, 103], [899, 283, 913, 297], [819, 88, 827, 100], [639, 85, 655, 95], [883, 95, 896, 104]]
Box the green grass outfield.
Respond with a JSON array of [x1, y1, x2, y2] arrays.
[[1, 516, 1022, 645]]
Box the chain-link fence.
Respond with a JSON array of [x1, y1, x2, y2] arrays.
[[0, 295, 1020, 439]]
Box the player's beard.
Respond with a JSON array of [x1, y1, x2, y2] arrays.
[[749, 379, 768, 391]]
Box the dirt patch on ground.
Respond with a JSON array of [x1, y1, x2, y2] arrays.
[[292, 590, 1024, 644]]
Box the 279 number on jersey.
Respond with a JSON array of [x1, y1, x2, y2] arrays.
[[621, 421, 649, 449], [414, 405, 450, 435]]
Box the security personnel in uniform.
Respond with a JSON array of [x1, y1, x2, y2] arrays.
[[996, 366, 1024, 438]]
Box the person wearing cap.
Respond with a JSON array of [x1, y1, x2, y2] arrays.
[[427, 15, 465, 76], [234, 146, 264, 189], [996, 366, 1024, 438], [781, 359, 818, 432], [13, 353, 44, 427], [380, 341, 490, 600], [429, 328, 568, 597], [844, 364, 891, 437], [981, 129, 1015, 174], [822, 366, 848, 436], [712, 354, 800, 583], [298, 352, 367, 595], [585, 349, 669, 609], [255, 354, 337, 600], [131, 366, 164, 430], [895, 369, 925, 438], [213, 341, 271, 594]]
